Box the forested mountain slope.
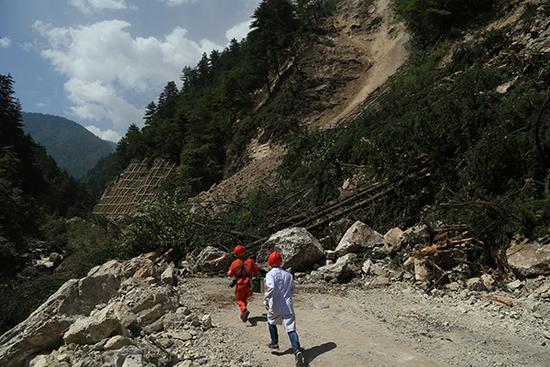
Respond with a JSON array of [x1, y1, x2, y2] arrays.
[[104, 0, 549, 261], [1, 1, 550, 365], [0, 76, 91, 277], [22, 113, 116, 178]]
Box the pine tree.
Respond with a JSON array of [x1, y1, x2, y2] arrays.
[[144, 101, 157, 126]]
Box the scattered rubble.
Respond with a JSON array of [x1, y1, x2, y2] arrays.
[[2, 217, 549, 367], [0, 254, 214, 367]]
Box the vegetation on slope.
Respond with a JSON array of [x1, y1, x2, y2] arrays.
[[396, 0, 494, 46], [0, 75, 93, 276], [83, 0, 337, 198], [119, 1, 550, 263], [0, 75, 117, 333]]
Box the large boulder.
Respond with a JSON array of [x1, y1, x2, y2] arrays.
[[506, 237, 550, 277], [257, 227, 324, 272], [193, 246, 232, 274], [315, 254, 358, 283], [0, 280, 80, 367], [335, 221, 384, 256], [64, 306, 122, 345]]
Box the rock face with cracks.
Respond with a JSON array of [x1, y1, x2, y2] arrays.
[[257, 227, 325, 272]]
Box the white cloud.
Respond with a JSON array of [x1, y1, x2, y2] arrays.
[[69, 0, 129, 14], [34, 19, 221, 134], [225, 20, 252, 42], [0, 37, 12, 48], [20, 41, 38, 52], [86, 125, 122, 142], [161, 0, 197, 6], [36, 102, 47, 108], [65, 78, 142, 130]]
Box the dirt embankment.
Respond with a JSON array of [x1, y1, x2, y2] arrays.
[[181, 277, 550, 367], [305, 0, 409, 129]]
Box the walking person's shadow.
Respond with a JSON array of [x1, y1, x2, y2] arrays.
[[272, 342, 337, 366]]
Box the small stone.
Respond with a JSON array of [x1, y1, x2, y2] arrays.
[[481, 274, 495, 290], [507, 279, 523, 291], [361, 259, 373, 275], [157, 338, 174, 348], [414, 258, 429, 282], [446, 282, 461, 291], [104, 336, 134, 350], [365, 275, 390, 289], [312, 300, 330, 310], [466, 277, 485, 291], [121, 354, 142, 367], [170, 331, 193, 341], [161, 264, 176, 286], [201, 314, 213, 329]]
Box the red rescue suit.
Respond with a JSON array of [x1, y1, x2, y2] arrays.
[[228, 257, 259, 317]]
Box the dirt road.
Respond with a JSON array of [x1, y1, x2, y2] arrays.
[[179, 278, 550, 367]]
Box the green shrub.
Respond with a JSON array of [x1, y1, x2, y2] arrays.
[[121, 191, 199, 257], [396, 0, 494, 46]]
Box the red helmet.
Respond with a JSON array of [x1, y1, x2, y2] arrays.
[[233, 244, 246, 257], [268, 251, 283, 268]]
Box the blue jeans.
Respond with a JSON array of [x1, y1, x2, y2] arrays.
[[269, 323, 301, 352]]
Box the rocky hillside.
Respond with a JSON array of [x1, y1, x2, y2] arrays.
[[192, 0, 410, 214]]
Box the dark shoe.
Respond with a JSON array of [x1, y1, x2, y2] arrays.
[[294, 349, 304, 367], [267, 341, 279, 349], [241, 309, 250, 323]]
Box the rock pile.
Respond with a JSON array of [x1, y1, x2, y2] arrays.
[[288, 220, 550, 298], [0, 254, 214, 367]]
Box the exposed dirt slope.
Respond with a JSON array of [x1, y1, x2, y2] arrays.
[[181, 278, 550, 367], [192, 0, 409, 211], [191, 139, 285, 215], [305, 0, 409, 128]]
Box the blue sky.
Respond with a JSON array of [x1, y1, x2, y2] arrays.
[[0, 0, 260, 141]]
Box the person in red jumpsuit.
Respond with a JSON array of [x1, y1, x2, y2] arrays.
[[227, 244, 259, 322]]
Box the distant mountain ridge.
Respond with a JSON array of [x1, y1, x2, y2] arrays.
[[22, 112, 116, 178]]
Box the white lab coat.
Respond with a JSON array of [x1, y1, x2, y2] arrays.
[[264, 267, 296, 332]]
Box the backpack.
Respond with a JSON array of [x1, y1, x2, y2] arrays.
[[234, 259, 250, 278]]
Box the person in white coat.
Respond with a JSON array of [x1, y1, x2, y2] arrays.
[[264, 251, 304, 367]]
